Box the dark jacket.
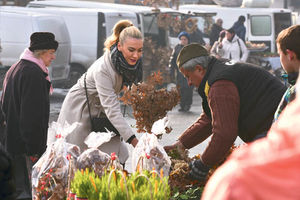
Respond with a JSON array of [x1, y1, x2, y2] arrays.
[[198, 58, 286, 142], [1, 59, 50, 156], [232, 21, 246, 42], [189, 29, 206, 45], [0, 144, 16, 200], [209, 23, 223, 46], [170, 44, 189, 88]]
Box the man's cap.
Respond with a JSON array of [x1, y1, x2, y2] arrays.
[[29, 32, 58, 52], [176, 43, 208, 68]]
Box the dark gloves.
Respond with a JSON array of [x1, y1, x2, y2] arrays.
[[189, 159, 210, 182]]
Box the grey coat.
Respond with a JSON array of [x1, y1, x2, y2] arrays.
[[56, 51, 134, 163]]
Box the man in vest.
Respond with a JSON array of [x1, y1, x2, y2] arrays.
[[164, 43, 286, 182]]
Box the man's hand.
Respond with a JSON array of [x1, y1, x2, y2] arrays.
[[189, 159, 210, 182], [164, 140, 185, 153]]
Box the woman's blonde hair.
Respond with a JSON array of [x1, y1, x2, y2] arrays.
[[104, 19, 142, 51]]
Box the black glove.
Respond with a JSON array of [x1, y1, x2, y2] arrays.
[[189, 159, 210, 181]]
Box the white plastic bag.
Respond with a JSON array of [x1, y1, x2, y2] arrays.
[[84, 130, 116, 148], [32, 121, 81, 200], [132, 132, 171, 177], [76, 130, 120, 177], [151, 116, 171, 138]]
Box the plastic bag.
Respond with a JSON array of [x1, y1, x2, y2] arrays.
[[32, 121, 81, 200], [132, 118, 171, 176], [76, 130, 121, 177], [151, 116, 171, 138]]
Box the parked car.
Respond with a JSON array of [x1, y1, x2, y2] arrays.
[[1, 6, 139, 87], [0, 8, 71, 86]]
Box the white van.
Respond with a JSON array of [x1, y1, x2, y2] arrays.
[[179, 4, 293, 53], [1, 6, 138, 86], [26, 1, 216, 83], [0, 9, 71, 85], [27, 1, 216, 47], [27, 1, 174, 46]]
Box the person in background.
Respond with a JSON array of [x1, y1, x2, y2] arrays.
[[189, 19, 206, 46], [231, 15, 246, 42], [273, 25, 300, 121], [164, 43, 286, 183], [57, 20, 142, 166], [221, 28, 249, 62], [1, 32, 58, 200], [209, 18, 223, 46], [210, 30, 226, 59], [169, 31, 194, 112]]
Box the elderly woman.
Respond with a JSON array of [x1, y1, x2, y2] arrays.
[[57, 20, 143, 165], [1, 32, 58, 200]]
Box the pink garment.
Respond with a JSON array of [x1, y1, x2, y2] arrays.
[[20, 48, 53, 94], [202, 83, 300, 200]]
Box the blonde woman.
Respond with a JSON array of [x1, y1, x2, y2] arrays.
[[57, 20, 143, 165]]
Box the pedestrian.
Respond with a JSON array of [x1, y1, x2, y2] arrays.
[[169, 31, 193, 112], [202, 77, 300, 200], [57, 20, 142, 166], [1, 32, 58, 200], [209, 18, 223, 46], [210, 30, 226, 59], [273, 25, 300, 121], [189, 27, 206, 46], [231, 15, 246, 42], [164, 43, 286, 182], [221, 28, 249, 62]]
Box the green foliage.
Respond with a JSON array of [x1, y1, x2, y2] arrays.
[[71, 169, 98, 200], [72, 169, 88, 198], [171, 186, 204, 200], [98, 170, 127, 200], [71, 168, 171, 200]]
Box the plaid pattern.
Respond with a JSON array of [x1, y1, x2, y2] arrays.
[[274, 72, 298, 121]]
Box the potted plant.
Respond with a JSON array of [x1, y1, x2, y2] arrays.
[[72, 169, 90, 200], [98, 169, 128, 200]]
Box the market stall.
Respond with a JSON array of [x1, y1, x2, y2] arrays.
[[32, 72, 238, 200], [246, 41, 283, 79]]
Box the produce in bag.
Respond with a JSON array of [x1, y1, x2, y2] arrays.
[[32, 121, 81, 200], [132, 119, 171, 176], [76, 130, 122, 178]]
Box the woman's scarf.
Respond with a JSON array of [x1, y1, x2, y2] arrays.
[[20, 48, 53, 94], [110, 43, 143, 87]]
